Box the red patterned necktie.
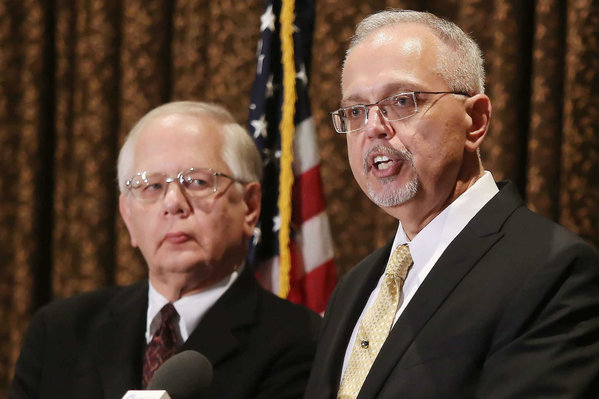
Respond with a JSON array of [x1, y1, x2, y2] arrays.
[[142, 303, 181, 388]]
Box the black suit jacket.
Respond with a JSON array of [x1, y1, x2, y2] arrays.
[[10, 268, 321, 399], [304, 181, 599, 398]]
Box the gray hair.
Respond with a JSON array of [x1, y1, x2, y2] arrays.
[[344, 9, 485, 95], [117, 101, 263, 192]]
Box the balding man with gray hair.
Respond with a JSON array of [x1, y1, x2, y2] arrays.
[[11, 101, 321, 399]]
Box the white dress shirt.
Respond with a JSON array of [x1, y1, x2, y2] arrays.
[[340, 172, 499, 378], [145, 266, 242, 344]]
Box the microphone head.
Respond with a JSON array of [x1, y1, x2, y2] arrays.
[[147, 350, 213, 399]]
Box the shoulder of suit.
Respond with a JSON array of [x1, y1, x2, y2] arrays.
[[506, 206, 599, 257], [32, 281, 147, 323], [243, 275, 322, 332]]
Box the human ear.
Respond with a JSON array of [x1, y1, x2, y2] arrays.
[[119, 193, 138, 248], [464, 94, 492, 152], [242, 182, 262, 237]]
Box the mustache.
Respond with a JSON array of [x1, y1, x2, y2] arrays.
[[363, 145, 414, 173]]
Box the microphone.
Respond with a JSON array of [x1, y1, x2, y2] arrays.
[[122, 391, 170, 399], [122, 350, 213, 399], [148, 350, 213, 397]]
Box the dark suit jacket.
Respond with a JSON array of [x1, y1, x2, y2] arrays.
[[10, 268, 321, 399], [304, 181, 599, 399]]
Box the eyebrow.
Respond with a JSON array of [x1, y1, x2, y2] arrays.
[[341, 83, 421, 107]]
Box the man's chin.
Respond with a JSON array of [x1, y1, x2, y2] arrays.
[[366, 178, 419, 208], [152, 257, 211, 276]]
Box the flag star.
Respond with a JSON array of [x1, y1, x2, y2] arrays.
[[296, 63, 308, 88], [273, 215, 281, 232], [260, 5, 275, 32], [251, 114, 268, 139], [252, 226, 262, 245], [265, 74, 274, 98]]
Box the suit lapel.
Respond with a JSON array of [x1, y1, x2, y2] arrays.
[[183, 268, 258, 367], [358, 181, 523, 398], [92, 282, 148, 399]]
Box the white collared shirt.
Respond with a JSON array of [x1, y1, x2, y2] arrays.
[[145, 267, 242, 344], [340, 172, 499, 378]]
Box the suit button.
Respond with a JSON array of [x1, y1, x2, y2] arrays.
[[360, 340, 369, 349]]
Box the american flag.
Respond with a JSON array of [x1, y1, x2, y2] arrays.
[[247, 0, 336, 313]]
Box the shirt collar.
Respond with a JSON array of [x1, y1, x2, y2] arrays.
[[145, 265, 243, 343], [392, 171, 499, 276]]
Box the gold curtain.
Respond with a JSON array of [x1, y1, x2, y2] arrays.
[[1, 0, 598, 394]]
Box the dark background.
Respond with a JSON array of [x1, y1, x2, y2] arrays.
[[1, 0, 598, 394]]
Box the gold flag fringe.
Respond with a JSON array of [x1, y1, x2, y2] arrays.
[[277, 0, 296, 298]]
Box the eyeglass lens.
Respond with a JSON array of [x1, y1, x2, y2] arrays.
[[332, 93, 416, 133], [130, 169, 217, 202]]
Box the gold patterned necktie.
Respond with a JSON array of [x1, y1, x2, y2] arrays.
[[337, 244, 413, 399]]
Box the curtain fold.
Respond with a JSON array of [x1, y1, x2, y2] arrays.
[[53, 0, 121, 297], [527, 0, 566, 221], [560, 0, 599, 243], [0, 0, 45, 389], [1, 0, 598, 394]]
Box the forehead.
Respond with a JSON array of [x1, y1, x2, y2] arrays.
[[342, 23, 447, 103], [133, 113, 227, 172]]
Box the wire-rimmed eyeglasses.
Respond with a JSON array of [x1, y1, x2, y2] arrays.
[[125, 167, 241, 203], [330, 91, 471, 134]]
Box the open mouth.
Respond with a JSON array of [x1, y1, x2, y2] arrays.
[[363, 145, 414, 180], [373, 155, 394, 170]]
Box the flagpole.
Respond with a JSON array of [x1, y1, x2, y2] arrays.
[[277, 0, 296, 298]]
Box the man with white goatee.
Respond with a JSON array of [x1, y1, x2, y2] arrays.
[[304, 9, 599, 399]]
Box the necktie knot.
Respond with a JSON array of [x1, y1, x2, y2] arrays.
[[157, 303, 179, 346], [160, 302, 177, 319], [385, 244, 413, 281]]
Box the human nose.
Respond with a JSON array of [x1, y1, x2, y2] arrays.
[[363, 105, 394, 140], [162, 180, 191, 216]]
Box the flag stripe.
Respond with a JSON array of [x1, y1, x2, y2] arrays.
[[304, 259, 337, 313], [292, 165, 326, 224], [292, 117, 320, 174], [248, 0, 336, 313], [297, 212, 335, 273]]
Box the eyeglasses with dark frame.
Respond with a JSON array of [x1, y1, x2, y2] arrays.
[[330, 91, 471, 134], [125, 167, 242, 203]]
